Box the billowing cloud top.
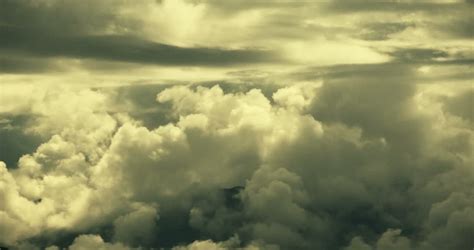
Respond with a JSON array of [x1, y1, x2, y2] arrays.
[[0, 0, 473, 249]]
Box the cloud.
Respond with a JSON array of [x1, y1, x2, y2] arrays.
[[1, 80, 473, 249], [0, 0, 280, 70], [0, 26, 277, 67], [1, 73, 473, 249], [68, 235, 130, 250], [171, 236, 280, 250], [0, 56, 65, 74], [0, 114, 43, 168], [443, 90, 474, 122], [1, 0, 473, 248], [358, 22, 412, 41], [4, 0, 470, 78], [112, 204, 159, 247], [0, 1, 472, 247], [326, 1, 467, 13], [388, 48, 450, 63]]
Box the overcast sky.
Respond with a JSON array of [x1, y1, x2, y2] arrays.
[[0, 0, 473, 249]]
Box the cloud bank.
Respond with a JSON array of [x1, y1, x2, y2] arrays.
[[1, 79, 472, 249]]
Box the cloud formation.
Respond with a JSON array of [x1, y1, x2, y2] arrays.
[[2, 0, 471, 80], [0, 1, 472, 249], [1, 78, 472, 249]]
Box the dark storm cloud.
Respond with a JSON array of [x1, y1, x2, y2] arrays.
[[0, 0, 121, 35], [0, 26, 277, 67], [0, 55, 63, 74], [388, 48, 450, 63], [327, 1, 467, 13], [0, 0, 279, 67], [388, 48, 474, 65]]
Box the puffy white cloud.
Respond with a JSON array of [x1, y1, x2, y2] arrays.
[[27, 88, 118, 164], [0, 161, 44, 245], [272, 82, 320, 112], [69, 235, 131, 250], [171, 236, 279, 250], [172, 239, 227, 250]]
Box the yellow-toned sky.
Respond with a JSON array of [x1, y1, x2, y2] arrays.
[[0, 1, 473, 249]]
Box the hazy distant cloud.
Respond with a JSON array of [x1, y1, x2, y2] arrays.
[[0, 56, 64, 74], [3, 0, 470, 77], [443, 90, 474, 122], [389, 48, 449, 63], [0, 27, 277, 67], [358, 22, 411, 41], [384, 47, 474, 66], [0, 0, 278, 69], [327, 1, 467, 12]]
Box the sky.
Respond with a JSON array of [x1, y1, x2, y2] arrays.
[[0, 0, 473, 249]]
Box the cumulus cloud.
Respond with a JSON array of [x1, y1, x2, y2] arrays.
[[3, 78, 472, 249], [68, 235, 130, 250]]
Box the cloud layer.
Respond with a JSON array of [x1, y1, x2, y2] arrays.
[[1, 78, 472, 249], [0, 0, 472, 249]]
